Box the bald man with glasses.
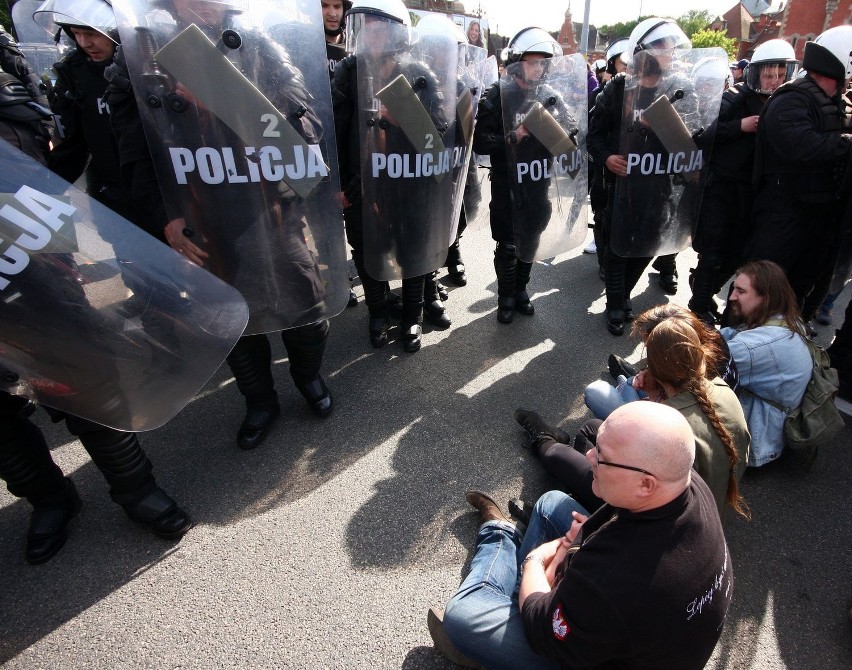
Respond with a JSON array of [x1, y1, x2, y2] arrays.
[[429, 402, 733, 670]]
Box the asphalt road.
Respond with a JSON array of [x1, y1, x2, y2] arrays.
[[1, 224, 850, 669]]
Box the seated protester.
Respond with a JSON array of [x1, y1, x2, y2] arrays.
[[429, 403, 733, 670], [721, 260, 813, 466], [517, 317, 750, 519], [589, 304, 739, 419]]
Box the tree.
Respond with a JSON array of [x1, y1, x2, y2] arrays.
[[677, 9, 714, 38], [597, 17, 645, 43], [690, 29, 737, 59]]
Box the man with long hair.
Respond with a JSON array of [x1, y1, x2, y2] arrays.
[[721, 260, 812, 466]]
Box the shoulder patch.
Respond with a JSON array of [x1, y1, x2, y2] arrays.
[[551, 603, 570, 640]]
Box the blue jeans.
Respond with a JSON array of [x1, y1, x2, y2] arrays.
[[584, 376, 644, 419], [443, 492, 590, 670]]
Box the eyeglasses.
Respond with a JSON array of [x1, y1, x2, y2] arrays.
[[593, 444, 656, 477]]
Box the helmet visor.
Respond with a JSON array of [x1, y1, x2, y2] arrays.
[[33, 0, 116, 41], [745, 60, 798, 94]]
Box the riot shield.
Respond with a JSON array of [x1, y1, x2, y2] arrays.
[[11, 0, 67, 84], [610, 47, 726, 258], [111, 0, 348, 334], [446, 44, 487, 243], [0, 138, 248, 431], [464, 55, 498, 234], [501, 54, 588, 262], [355, 20, 459, 280]]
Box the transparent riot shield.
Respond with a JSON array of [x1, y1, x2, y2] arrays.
[[355, 20, 459, 280], [0, 139, 248, 431], [610, 47, 726, 258], [446, 44, 487, 243], [501, 53, 588, 262], [11, 0, 67, 85], [464, 55, 498, 234], [111, 0, 348, 335]]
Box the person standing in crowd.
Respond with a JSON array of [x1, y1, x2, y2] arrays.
[[332, 0, 455, 352], [321, 0, 359, 309], [466, 20, 483, 49], [587, 18, 695, 335], [748, 26, 852, 323], [586, 37, 627, 263], [472, 26, 562, 324], [688, 39, 798, 325], [429, 402, 733, 670], [0, 15, 191, 565], [106, 0, 337, 450], [730, 58, 748, 84], [722, 261, 812, 466]]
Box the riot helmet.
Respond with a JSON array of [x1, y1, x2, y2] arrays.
[[624, 18, 690, 62], [690, 56, 729, 97], [345, 0, 411, 54], [414, 13, 467, 66], [605, 37, 628, 75], [802, 25, 852, 91], [745, 39, 797, 95], [33, 0, 118, 44], [504, 27, 561, 65]]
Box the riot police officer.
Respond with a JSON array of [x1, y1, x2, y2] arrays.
[[688, 39, 798, 325], [332, 0, 456, 352], [748, 26, 852, 322], [588, 18, 697, 335], [0, 17, 192, 564], [106, 0, 340, 449], [472, 27, 563, 324]]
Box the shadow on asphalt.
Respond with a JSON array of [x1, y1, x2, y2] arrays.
[[1, 248, 849, 668]]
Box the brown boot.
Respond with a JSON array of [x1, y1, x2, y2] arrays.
[[465, 490, 511, 525], [427, 607, 484, 669]]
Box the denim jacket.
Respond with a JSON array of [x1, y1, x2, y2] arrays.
[[720, 323, 811, 466]]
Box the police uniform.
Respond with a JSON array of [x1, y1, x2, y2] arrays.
[[472, 79, 547, 322], [332, 52, 445, 350], [105, 17, 333, 449], [0, 26, 191, 564], [688, 81, 766, 321], [749, 75, 852, 320], [587, 73, 653, 332]]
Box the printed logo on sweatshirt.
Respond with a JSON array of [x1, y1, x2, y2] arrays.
[[551, 603, 570, 640]]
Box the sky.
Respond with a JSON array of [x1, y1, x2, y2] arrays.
[[473, 0, 742, 37]]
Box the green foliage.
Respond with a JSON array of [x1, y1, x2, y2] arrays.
[[600, 8, 716, 43], [597, 17, 644, 42], [690, 29, 737, 59], [676, 9, 714, 38]]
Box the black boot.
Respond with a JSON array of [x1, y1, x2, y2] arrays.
[[123, 486, 194, 539], [604, 255, 627, 336], [356, 254, 393, 343], [688, 256, 723, 325], [445, 237, 467, 286], [652, 254, 678, 294], [424, 272, 451, 329], [283, 321, 334, 417], [68, 417, 193, 538], [26, 478, 82, 565], [0, 396, 79, 564], [494, 243, 518, 324], [515, 260, 535, 316], [401, 276, 424, 353], [226, 335, 280, 448]]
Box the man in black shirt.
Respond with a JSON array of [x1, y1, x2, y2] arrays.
[[429, 402, 733, 669]]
